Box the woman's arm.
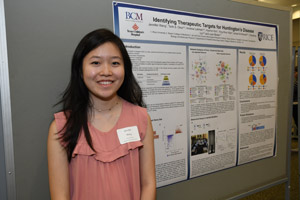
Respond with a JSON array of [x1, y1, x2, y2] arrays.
[[47, 120, 70, 200], [139, 114, 156, 200]]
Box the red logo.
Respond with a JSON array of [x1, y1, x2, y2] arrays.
[[132, 23, 139, 31]]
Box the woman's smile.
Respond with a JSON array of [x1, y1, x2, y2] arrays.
[[82, 42, 125, 101]]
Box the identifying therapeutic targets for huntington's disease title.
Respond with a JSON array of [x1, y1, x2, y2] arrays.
[[113, 1, 278, 187]]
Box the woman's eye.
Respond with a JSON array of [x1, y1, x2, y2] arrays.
[[91, 61, 100, 65], [112, 61, 120, 66]]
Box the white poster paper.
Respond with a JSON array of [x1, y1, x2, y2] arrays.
[[189, 46, 238, 177], [125, 42, 188, 187], [237, 50, 277, 165], [116, 4, 276, 49], [113, 1, 278, 187]]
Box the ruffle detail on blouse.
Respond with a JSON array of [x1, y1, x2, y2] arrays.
[[72, 141, 143, 163]]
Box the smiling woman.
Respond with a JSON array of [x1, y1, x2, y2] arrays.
[[82, 42, 125, 103], [47, 29, 156, 200]]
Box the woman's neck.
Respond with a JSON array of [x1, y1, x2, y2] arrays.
[[91, 96, 121, 113], [88, 96, 123, 132]]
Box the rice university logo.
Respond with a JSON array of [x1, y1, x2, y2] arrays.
[[258, 32, 274, 41]]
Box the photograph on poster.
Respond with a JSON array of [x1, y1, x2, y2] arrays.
[[191, 133, 208, 156], [208, 130, 216, 154]]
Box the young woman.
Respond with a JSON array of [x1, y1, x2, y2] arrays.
[[47, 29, 156, 200]]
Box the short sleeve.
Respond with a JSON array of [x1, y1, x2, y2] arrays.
[[137, 106, 148, 141], [54, 112, 68, 147]]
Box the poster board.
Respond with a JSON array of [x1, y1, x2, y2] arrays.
[[3, 0, 291, 199], [113, 1, 278, 188]]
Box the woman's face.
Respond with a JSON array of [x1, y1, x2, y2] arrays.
[[82, 42, 125, 102]]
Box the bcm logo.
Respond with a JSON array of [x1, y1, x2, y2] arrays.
[[125, 12, 143, 21]]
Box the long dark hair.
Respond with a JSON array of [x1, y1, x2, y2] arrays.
[[57, 29, 144, 161]]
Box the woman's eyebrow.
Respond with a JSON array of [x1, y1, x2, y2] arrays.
[[88, 56, 102, 60], [89, 55, 122, 60], [111, 56, 122, 59]]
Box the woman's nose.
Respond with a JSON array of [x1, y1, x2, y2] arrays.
[[100, 62, 112, 76]]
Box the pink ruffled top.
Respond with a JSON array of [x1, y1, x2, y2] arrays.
[[54, 100, 148, 200]]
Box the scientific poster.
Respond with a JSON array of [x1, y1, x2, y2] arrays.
[[113, 1, 278, 187]]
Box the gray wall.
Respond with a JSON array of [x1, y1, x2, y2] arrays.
[[4, 0, 291, 199]]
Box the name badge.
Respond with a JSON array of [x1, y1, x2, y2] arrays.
[[117, 126, 141, 144]]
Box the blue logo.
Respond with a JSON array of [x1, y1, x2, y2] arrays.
[[125, 12, 143, 21]]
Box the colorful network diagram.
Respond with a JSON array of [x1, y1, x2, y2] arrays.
[[191, 59, 208, 84], [216, 61, 232, 83]]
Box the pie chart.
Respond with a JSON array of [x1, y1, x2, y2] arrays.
[[260, 74, 267, 85], [259, 56, 267, 66], [249, 74, 257, 86], [249, 55, 256, 66]]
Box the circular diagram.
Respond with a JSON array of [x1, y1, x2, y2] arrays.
[[249, 55, 256, 66], [260, 74, 267, 85], [191, 59, 207, 83], [216, 61, 231, 83], [259, 56, 267, 66], [249, 74, 257, 86]]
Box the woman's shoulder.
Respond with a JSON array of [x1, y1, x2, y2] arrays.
[[123, 100, 148, 119], [54, 111, 67, 120], [53, 111, 69, 133], [123, 99, 147, 112], [122, 100, 149, 137]]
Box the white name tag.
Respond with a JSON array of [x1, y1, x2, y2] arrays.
[[117, 126, 141, 144]]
